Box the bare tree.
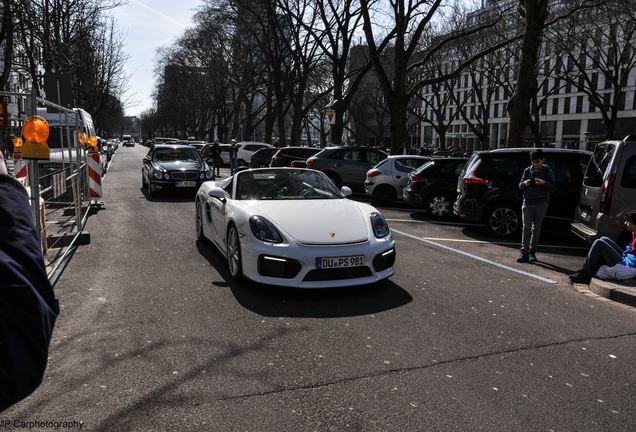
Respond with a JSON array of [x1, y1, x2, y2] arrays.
[[359, 0, 517, 154], [550, 0, 636, 139]]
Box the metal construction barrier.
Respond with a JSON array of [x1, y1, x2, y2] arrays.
[[1, 90, 96, 285]]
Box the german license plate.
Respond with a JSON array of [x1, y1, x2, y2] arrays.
[[316, 255, 365, 269], [176, 181, 196, 187]]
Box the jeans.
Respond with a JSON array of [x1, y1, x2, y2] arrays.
[[582, 236, 623, 276], [521, 201, 548, 250], [230, 158, 237, 175]]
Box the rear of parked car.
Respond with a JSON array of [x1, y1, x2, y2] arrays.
[[250, 147, 279, 168], [364, 156, 431, 204], [454, 148, 591, 236], [306, 147, 387, 190], [403, 158, 468, 217], [571, 136, 636, 245], [236, 143, 272, 166], [270, 147, 321, 167]]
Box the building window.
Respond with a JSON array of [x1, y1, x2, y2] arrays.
[[552, 98, 559, 115], [576, 96, 583, 113], [604, 76, 612, 90], [564, 97, 571, 114], [589, 97, 596, 112], [493, 104, 499, 118], [565, 82, 572, 93]]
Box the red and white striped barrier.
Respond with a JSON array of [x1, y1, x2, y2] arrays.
[[87, 152, 102, 198], [13, 153, 29, 186]]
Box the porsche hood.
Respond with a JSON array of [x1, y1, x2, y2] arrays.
[[251, 200, 370, 244]]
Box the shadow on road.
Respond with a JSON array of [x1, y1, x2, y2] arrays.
[[195, 239, 412, 318], [139, 186, 196, 202]]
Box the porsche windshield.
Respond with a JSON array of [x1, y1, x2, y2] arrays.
[[153, 147, 201, 162], [236, 169, 342, 200]]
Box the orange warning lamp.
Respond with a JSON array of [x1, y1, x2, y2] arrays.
[[87, 136, 98, 153], [12, 136, 23, 152], [21, 116, 50, 160], [76, 130, 86, 145]]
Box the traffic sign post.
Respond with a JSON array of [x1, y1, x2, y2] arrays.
[[326, 110, 335, 125]]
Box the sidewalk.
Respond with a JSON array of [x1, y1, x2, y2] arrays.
[[588, 278, 636, 307]]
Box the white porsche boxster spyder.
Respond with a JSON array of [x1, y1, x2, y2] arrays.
[[195, 168, 396, 288]]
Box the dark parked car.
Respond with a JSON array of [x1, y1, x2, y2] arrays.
[[250, 147, 279, 168], [403, 157, 468, 218], [141, 144, 214, 197], [306, 146, 388, 190], [571, 136, 636, 246], [270, 146, 322, 167], [453, 148, 592, 236]]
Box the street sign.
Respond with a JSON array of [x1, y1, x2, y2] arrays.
[[326, 110, 335, 125]]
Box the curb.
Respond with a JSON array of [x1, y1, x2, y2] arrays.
[[588, 278, 636, 307]]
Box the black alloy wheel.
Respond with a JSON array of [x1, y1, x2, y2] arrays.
[[427, 193, 453, 219], [486, 204, 520, 237]]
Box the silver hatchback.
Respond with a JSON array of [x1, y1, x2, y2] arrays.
[[364, 155, 431, 204]]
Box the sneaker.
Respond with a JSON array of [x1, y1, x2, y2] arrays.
[[528, 249, 537, 262], [517, 249, 529, 263], [569, 271, 592, 284]]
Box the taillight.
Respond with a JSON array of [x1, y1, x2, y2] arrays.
[[306, 159, 314, 167], [463, 159, 490, 185], [409, 174, 426, 184], [367, 168, 381, 177], [271, 155, 283, 162], [463, 176, 491, 185], [599, 173, 615, 213]]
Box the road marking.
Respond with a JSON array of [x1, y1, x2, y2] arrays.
[[386, 218, 483, 227], [409, 236, 588, 251], [391, 228, 558, 284]]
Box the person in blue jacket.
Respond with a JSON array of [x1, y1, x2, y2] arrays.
[[0, 150, 59, 412], [570, 213, 636, 284]]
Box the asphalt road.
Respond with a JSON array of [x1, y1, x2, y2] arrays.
[[6, 144, 636, 431]]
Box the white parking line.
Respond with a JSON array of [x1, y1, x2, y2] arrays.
[[391, 228, 558, 284], [386, 218, 483, 227], [412, 237, 588, 251]]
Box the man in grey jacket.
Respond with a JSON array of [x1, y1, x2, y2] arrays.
[[517, 149, 555, 263]]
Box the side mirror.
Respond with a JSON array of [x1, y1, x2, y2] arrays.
[[341, 186, 353, 197], [208, 187, 227, 202]]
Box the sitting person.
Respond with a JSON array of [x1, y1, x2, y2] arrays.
[[569, 213, 636, 284]]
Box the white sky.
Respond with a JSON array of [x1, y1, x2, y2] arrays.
[[112, 0, 202, 117]]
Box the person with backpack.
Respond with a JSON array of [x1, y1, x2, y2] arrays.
[[517, 149, 555, 263], [0, 150, 59, 412]]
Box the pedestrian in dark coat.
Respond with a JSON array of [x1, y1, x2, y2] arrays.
[[517, 149, 555, 263], [229, 139, 238, 175], [0, 150, 59, 412]]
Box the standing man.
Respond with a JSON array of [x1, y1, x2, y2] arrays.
[[211, 139, 221, 177], [517, 149, 555, 263], [0, 150, 59, 411], [229, 139, 238, 176]]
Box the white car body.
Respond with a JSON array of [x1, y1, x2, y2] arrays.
[[195, 168, 396, 288]]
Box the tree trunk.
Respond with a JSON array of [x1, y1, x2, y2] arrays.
[[506, 0, 548, 147]]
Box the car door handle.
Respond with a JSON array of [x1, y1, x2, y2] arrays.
[[396, 175, 401, 179]]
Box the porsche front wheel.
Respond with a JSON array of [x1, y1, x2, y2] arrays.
[[226, 224, 243, 281]]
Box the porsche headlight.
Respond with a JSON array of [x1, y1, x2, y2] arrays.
[[205, 170, 214, 179], [163, 173, 170, 180], [249, 216, 283, 243], [199, 172, 205, 180], [370, 212, 390, 238], [153, 169, 163, 180]]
